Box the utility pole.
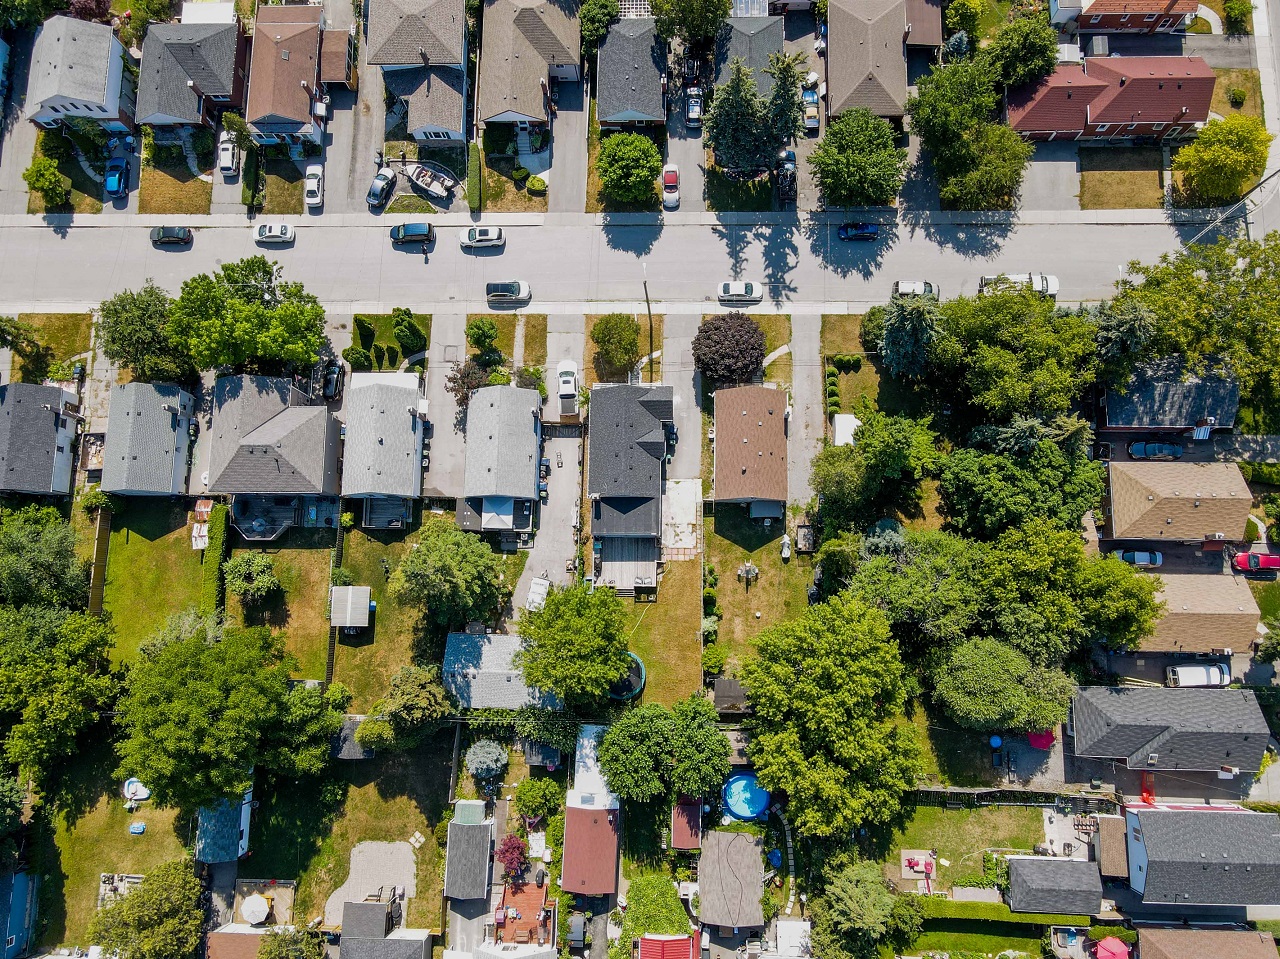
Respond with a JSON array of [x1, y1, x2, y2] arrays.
[[642, 261, 654, 383]]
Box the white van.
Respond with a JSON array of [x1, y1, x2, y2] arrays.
[[1165, 662, 1231, 687], [978, 273, 1060, 298]]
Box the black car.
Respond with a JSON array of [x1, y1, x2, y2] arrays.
[[322, 361, 344, 400], [1128, 440, 1184, 460], [389, 222, 436, 245], [837, 222, 879, 241], [150, 226, 193, 246]]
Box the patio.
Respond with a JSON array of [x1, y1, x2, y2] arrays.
[[495, 879, 553, 947], [231, 495, 340, 541]]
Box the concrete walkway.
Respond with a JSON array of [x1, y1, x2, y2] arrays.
[[1197, 3, 1224, 31], [787, 314, 823, 507]]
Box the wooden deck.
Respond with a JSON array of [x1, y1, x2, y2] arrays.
[[597, 538, 660, 597]]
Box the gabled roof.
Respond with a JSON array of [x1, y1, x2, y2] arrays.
[[905, 0, 943, 46], [1071, 686, 1269, 772], [341, 938, 430, 959], [341, 373, 424, 499], [442, 632, 561, 709], [563, 805, 620, 895], [1107, 461, 1250, 540], [1145, 572, 1260, 654], [1139, 928, 1279, 959], [101, 382, 193, 495], [713, 17, 784, 99], [462, 387, 541, 501], [1133, 807, 1280, 905], [639, 936, 696, 959], [478, 0, 579, 122], [0, 383, 70, 495], [367, 0, 465, 65], [597, 18, 665, 124], [443, 819, 492, 900], [1006, 62, 1105, 133], [330, 716, 377, 760], [25, 17, 117, 115], [587, 384, 673, 537], [1106, 358, 1239, 430], [137, 22, 239, 124], [827, 0, 907, 118], [699, 831, 765, 928], [383, 64, 466, 134], [207, 929, 267, 959], [246, 5, 323, 128], [714, 385, 787, 504], [1006, 857, 1102, 916]]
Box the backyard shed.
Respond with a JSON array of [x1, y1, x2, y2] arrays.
[[331, 586, 373, 628]]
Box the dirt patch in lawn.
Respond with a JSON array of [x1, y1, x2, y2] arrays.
[[625, 560, 703, 706], [482, 156, 548, 213], [1078, 147, 1164, 210], [139, 158, 212, 215]]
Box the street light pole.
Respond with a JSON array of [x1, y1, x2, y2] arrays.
[[642, 262, 653, 383]]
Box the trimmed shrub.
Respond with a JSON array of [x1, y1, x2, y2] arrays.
[[827, 402, 841, 417], [1229, 87, 1248, 107], [702, 643, 727, 675], [527, 175, 547, 193], [467, 142, 482, 213], [1087, 927, 1137, 945], [919, 896, 1090, 926], [343, 345, 373, 371], [1223, 0, 1251, 31], [354, 315, 375, 339], [372, 343, 386, 367], [850, 355, 863, 372], [513, 166, 530, 183], [199, 503, 230, 615], [1245, 462, 1280, 486]]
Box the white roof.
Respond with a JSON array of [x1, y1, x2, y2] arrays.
[[181, 1, 237, 22], [568, 723, 618, 810], [832, 414, 862, 446], [330, 585, 372, 627], [774, 921, 811, 958]]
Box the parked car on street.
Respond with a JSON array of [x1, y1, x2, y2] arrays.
[[557, 360, 579, 417], [390, 223, 436, 245], [718, 280, 764, 303], [104, 158, 129, 198], [1128, 440, 1184, 460], [1166, 663, 1231, 688], [218, 131, 239, 177], [303, 164, 324, 207], [366, 166, 396, 207], [486, 281, 531, 302], [149, 226, 192, 246], [978, 272, 1059, 298], [255, 223, 295, 245], [1112, 549, 1163, 568], [459, 226, 506, 248], [1233, 551, 1280, 573], [837, 222, 879, 241], [686, 87, 703, 127], [893, 280, 938, 297], [662, 164, 680, 209]]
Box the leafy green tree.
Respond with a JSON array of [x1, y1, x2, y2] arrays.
[[670, 694, 731, 799], [23, 157, 69, 208], [0, 506, 89, 609], [905, 58, 997, 153], [763, 51, 808, 147], [223, 553, 280, 604], [514, 706, 580, 754], [933, 637, 1074, 732], [945, 0, 983, 37], [517, 583, 630, 706], [692, 312, 766, 383], [388, 517, 504, 629], [0, 777, 24, 869], [705, 58, 769, 170], [935, 122, 1032, 210], [465, 739, 509, 779], [598, 132, 664, 204], [592, 312, 642, 376], [381, 665, 452, 747], [609, 876, 691, 959], [87, 859, 204, 959], [0, 317, 38, 359], [466, 316, 500, 357], [514, 777, 565, 821], [97, 282, 193, 381], [262, 682, 349, 778], [1173, 114, 1272, 203], [809, 109, 907, 207], [599, 704, 677, 802], [447, 359, 491, 408], [810, 859, 896, 959], [392, 308, 427, 357], [1090, 299, 1155, 388], [740, 598, 921, 839], [258, 928, 327, 959], [580, 0, 619, 52], [650, 0, 730, 40], [221, 113, 256, 153], [878, 294, 941, 379], [168, 256, 325, 369], [982, 15, 1058, 87], [0, 0, 63, 25]]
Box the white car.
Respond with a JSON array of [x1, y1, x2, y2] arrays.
[[459, 226, 506, 248], [662, 164, 679, 209], [255, 223, 295, 245], [893, 280, 938, 297], [217, 130, 239, 177], [303, 164, 324, 208], [978, 272, 1059, 298], [718, 280, 764, 303]]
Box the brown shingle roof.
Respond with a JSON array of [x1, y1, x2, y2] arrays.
[[477, 0, 579, 122], [320, 29, 350, 83], [1144, 572, 1260, 654], [1007, 62, 1104, 133], [905, 0, 942, 46], [714, 386, 787, 505], [827, 0, 907, 118], [562, 805, 619, 895], [671, 799, 702, 850], [207, 931, 266, 959], [1139, 928, 1279, 959], [1094, 815, 1128, 878], [246, 5, 322, 127], [1107, 461, 1250, 540]]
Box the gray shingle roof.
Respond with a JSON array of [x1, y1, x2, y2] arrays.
[[136, 22, 238, 124], [341, 374, 424, 498], [1135, 808, 1280, 906], [442, 632, 562, 709], [331, 717, 377, 760], [101, 382, 194, 495], [341, 938, 430, 959], [597, 18, 665, 123], [25, 17, 116, 116], [382, 64, 466, 134], [713, 17, 783, 99], [0, 384, 69, 495], [1071, 686, 1269, 773], [462, 386, 541, 500], [195, 798, 245, 864], [1007, 857, 1102, 916], [827, 0, 907, 118], [368, 0, 465, 64], [699, 832, 765, 928], [443, 820, 492, 899], [477, 0, 580, 122], [1106, 358, 1240, 430], [342, 901, 392, 939], [208, 375, 338, 495], [587, 384, 673, 537]]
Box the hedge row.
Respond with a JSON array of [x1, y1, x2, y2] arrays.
[[467, 142, 482, 213], [918, 896, 1090, 926], [1240, 462, 1280, 486], [199, 503, 230, 615]]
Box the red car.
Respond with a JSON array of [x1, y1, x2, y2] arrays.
[[1233, 552, 1280, 572]]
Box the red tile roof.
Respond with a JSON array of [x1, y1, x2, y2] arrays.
[[639, 936, 696, 959], [671, 800, 702, 851], [562, 805, 620, 896]]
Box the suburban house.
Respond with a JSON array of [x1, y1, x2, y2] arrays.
[[1102, 358, 1239, 434], [1124, 805, 1280, 906], [1104, 461, 1251, 542], [670, 798, 703, 852], [587, 384, 674, 596], [443, 799, 492, 902], [477, 0, 580, 128], [341, 372, 427, 529], [637, 937, 697, 959], [1051, 0, 1196, 33], [1006, 56, 1215, 142], [1070, 686, 1270, 777], [135, 3, 249, 129], [0, 383, 80, 497], [0, 869, 37, 959], [368, 0, 468, 141], [1005, 857, 1103, 916], [562, 724, 620, 897], [457, 386, 542, 542], [713, 16, 784, 99], [24, 16, 135, 132], [245, 4, 352, 145], [713, 385, 788, 518], [1138, 928, 1279, 959], [596, 18, 666, 129], [340, 898, 432, 959], [442, 631, 561, 709], [100, 382, 195, 496], [826, 0, 941, 122], [195, 787, 253, 865], [1137, 573, 1261, 656], [699, 831, 765, 933]]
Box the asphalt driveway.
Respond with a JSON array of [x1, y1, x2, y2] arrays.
[[1020, 142, 1082, 212]]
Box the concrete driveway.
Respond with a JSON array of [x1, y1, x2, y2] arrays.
[[662, 314, 703, 482], [666, 93, 707, 213], [510, 432, 582, 611], [541, 314, 586, 425], [0, 31, 37, 215], [1020, 142, 1081, 212], [449, 897, 493, 954], [788, 313, 822, 505], [784, 10, 823, 210], [423, 313, 468, 499]]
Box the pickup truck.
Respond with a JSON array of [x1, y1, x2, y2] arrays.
[[557, 360, 579, 417]]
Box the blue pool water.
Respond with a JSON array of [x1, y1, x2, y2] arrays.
[[723, 773, 770, 820]]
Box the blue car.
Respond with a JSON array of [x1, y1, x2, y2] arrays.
[[104, 158, 129, 198], [837, 222, 879, 241]]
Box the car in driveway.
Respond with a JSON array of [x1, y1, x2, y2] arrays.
[[837, 222, 879, 241], [557, 360, 579, 417], [322, 360, 344, 400], [303, 164, 324, 207], [718, 280, 764, 303], [1233, 551, 1280, 573], [104, 158, 129, 198], [686, 87, 703, 127], [802, 87, 820, 133], [459, 226, 506, 248], [149, 226, 192, 247], [1112, 549, 1163, 568], [662, 164, 679, 209], [255, 223, 295, 245], [1128, 440, 1184, 460], [978, 272, 1059, 298], [893, 280, 938, 297], [366, 166, 396, 207], [486, 280, 531, 302], [217, 131, 239, 177], [1166, 663, 1231, 687]]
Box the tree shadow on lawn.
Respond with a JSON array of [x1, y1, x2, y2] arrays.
[[241, 590, 293, 631], [621, 799, 667, 874], [115, 500, 188, 541]]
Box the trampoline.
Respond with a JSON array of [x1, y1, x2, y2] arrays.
[[608, 653, 647, 701], [723, 773, 770, 820]]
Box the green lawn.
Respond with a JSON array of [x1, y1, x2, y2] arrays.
[[386, 194, 437, 214], [1252, 580, 1280, 620], [27, 133, 103, 215], [1212, 68, 1264, 119], [354, 312, 433, 369], [523, 314, 549, 367], [881, 805, 1044, 890], [584, 314, 660, 387], [263, 158, 304, 215], [586, 102, 664, 214], [138, 156, 212, 215], [705, 166, 773, 213], [468, 313, 518, 364], [624, 560, 703, 707], [821, 314, 922, 416], [16, 312, 94, 381], [978, 0, 1014, 39], [908, 702, 1001, 788], [911, 920, 1042, 955], [103, 501, 207, 664]]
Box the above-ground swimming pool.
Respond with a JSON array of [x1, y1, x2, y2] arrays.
[[722, 773, 770, 820]]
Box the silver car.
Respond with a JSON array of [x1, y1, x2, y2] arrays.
[[255, 223, 295, 244], [718, 280, 763, 303], [459, 226, 506, 248]]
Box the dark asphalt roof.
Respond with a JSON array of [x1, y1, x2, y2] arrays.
[[597, 18, 665, 123], [341, 937, 431, 959], [443, 820, 492, 900], [195, 798, 244, 864], [1007, 857, 1102, 916], [713, 17, 783, 99], [342, 901, 392, 939], [1106, 357, 1240, 430], [330, 717, 376, 760], [1135, 808, 1280, 906], [136, 22, 238, 124], [587, 385, 672, 537], [0, 383, 66, 494]]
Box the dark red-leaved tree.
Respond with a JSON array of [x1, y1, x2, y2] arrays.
[[692, 312, 766, 384], [495, 834, 529, 876], [69, 0, 111, 20]]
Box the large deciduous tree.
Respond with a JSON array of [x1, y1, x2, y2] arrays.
[[932, 637, 1075, 732], [592, 312, 643, 377], [87, 859, 204, 959], [258, 929, 327, 959], [579, 0, 619, 53], [388, 517, 504, 629], [935, 122, 1033, 210], [97, 282, 193, 381], [692, 312, 766, 383], [705, 59, 770, 170], [809, 859, 897, 959], [379, 665, 452, 748], [598, 695, 730, 803], [598, 133, 664, 204], [982, 16, 1058, 87], [740, 598, 921, 839], [0, 506, 89, 610], [1173, 114, 1271, 203], [517, 583, 630, 706], [650, 0, 729, 40], [808, 109, 907, 207]]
